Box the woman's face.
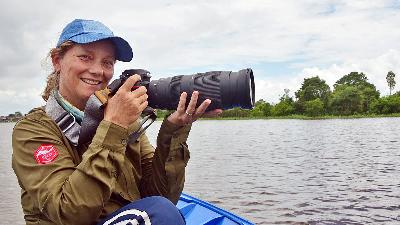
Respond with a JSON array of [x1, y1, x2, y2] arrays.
[[53, 40, 116, 110]]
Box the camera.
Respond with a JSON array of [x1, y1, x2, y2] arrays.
[[108, 68, 255, 111]]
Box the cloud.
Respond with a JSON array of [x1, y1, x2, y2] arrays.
[[0, 0, 399, 114], [301, 49, 400, 95], [256, 49, 400, 104]]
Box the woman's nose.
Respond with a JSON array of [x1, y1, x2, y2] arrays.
[[88, 61, 104, 76]]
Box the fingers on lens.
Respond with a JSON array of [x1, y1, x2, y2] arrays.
[[188, 91, 198, 108], [178, 92, 187, 112], [198, 99, 211, 114]]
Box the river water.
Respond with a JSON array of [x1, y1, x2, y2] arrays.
[[1, 118, 399, 224]]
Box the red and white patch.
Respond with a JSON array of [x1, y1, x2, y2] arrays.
[[34, 144, 59, 164]]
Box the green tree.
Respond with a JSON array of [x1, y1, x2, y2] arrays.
[[330, 85, 362, 115], [370, 94, 400, 114], [295, 76, 331, 114], [332, 72, 379, 114], [334, 72, 369, 87], [295, 76, 331, 101], [250, 99, 265, 117], [254, 99, 266, 107], [362, 86, 380, 112], [262, 102, 273, 116], [386, 71, 396, 95], [271, 89, 295, 116], [271, 101, 295, 116], [250, 99, 272, 117], [280, 89, 291, 101], [304, 98, 324, 117]]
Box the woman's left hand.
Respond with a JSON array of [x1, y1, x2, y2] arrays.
[[167, 91, 223, 126]]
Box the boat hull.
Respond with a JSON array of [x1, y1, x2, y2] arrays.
[[177, 193, 255, 225]]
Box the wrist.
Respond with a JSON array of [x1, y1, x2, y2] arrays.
[[104, 116, 129, 129], [166, 113, 184, 127]]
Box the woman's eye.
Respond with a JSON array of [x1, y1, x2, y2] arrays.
[[103, 60, 114, 69], [78, 55, 91, 61]]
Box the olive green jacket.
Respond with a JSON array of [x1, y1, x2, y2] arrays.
[[12, 107, 191, 225]]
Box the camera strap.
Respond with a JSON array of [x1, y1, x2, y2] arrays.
[[127, 107, 157, 144], [45, 93, 81, 146], [77, 94, 105, 146]]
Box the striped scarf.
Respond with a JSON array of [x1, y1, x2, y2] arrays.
[[53, 90, 84, 124]]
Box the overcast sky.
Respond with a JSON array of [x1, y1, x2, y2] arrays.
[[1, 0, 400, 115]]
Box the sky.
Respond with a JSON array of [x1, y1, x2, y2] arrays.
[[1, 0, 400, 115]]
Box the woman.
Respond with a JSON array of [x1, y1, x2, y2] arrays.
[[12, 19, 222, 225]]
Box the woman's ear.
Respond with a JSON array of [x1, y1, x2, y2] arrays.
[[51, 54, 61, 72]]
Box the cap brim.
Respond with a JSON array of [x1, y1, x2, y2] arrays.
[[69, 34, 133, 62], [110, 37, 133, 62]]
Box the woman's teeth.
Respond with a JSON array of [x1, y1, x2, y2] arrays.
[[81, 78, 101, 85]]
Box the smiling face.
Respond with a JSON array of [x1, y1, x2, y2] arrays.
[[52, 40, 116, 110]]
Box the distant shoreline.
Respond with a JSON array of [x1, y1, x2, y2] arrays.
[[2, 113, 400, 124], [201, 113, 400, 120], [162, 113, 400, 121]]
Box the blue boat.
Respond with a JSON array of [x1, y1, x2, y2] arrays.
[[177, 193, 255, 225]]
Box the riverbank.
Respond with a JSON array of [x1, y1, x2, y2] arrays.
[[197, 113, 400, 120], [0, 112, 23, 122], [3, 113, 400, 123]]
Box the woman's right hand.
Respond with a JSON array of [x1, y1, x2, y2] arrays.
[[104, 75, 148, 128]]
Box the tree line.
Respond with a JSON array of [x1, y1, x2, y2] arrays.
[[0, 112, 23, 122], [219, 71, 399, 118]]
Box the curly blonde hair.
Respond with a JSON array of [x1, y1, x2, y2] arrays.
[[42, 41, 75, 101]]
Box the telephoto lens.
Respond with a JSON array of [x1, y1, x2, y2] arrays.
[[113, 68, 255, 111], [147, 68, 255, 111]]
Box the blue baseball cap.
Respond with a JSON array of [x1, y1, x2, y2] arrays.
[[57, 19, 133, 62]]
